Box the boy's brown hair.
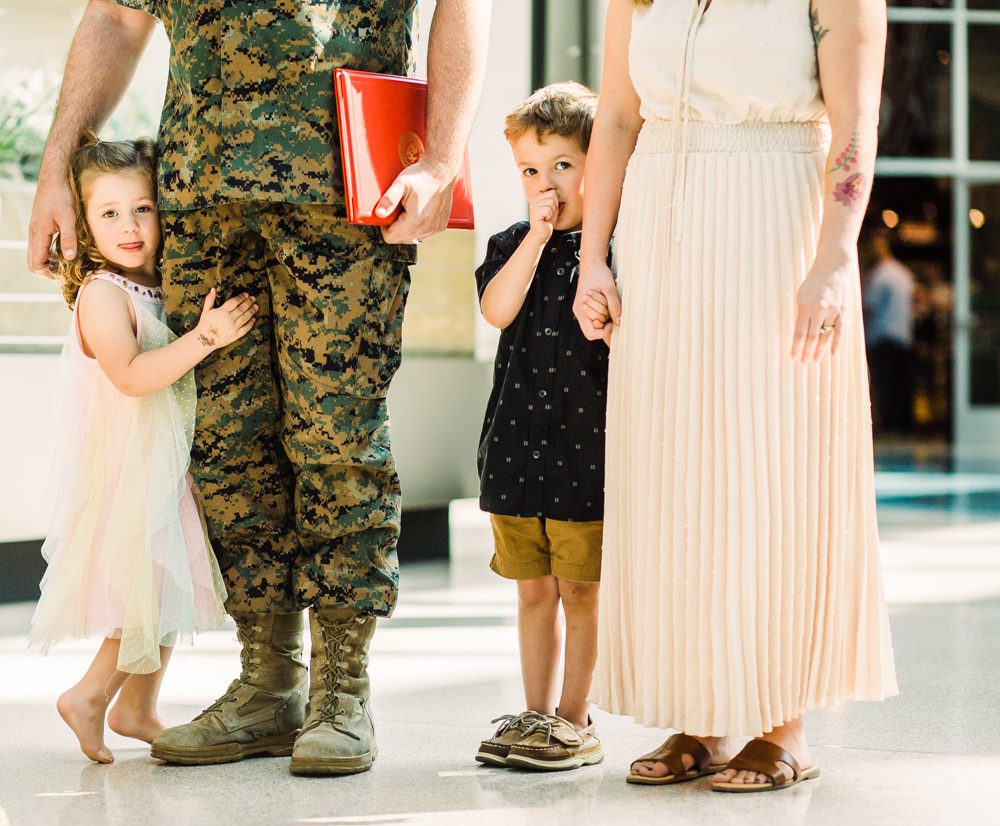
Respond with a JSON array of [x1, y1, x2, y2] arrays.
[[504, 81, 599, 152]]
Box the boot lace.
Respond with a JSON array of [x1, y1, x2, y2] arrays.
[[194, 623, 263, 719], [309, 618, 367, 739]]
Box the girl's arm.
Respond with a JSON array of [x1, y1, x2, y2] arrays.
[[78, 283, 257, 397], [791, 0, 886, 363], [480, 192, 559, 329], [572, 0, 644, 340]]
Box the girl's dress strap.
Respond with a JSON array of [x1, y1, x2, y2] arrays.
[[76, 271, 147, 349], [88, 271, 164, 304]]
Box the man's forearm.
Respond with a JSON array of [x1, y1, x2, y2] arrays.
[[38, 1, 154, 184], [423, 0, 492, 178]]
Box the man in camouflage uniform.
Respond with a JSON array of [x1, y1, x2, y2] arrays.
[[29, 0, 489, 775]]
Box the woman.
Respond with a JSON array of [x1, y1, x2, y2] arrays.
[[574, 0, 897, 791]]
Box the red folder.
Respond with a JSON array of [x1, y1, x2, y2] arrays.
[[334, 68, 475, 230]]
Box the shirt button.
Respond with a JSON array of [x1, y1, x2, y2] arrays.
[[538, 389, 547, 398], [532, 450, 541, 459], [544, 327, 554, 336]]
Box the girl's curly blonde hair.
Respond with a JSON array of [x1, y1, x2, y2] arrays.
[[56, 130, 157, 308]]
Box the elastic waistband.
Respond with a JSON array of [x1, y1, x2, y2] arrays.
[[635, 120, 831, 154]]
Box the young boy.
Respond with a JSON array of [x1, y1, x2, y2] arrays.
[[474, 82, 610, 772]]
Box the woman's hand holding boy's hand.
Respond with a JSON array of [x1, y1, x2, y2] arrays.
[[195, 289, 258, 350], [528, 191, 559, 241], [573, 260, 620, 342], [581, 289, 611, 324]]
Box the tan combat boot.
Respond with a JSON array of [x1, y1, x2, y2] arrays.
[[289, 608, 377, 776], [151, 612, 308, 765]]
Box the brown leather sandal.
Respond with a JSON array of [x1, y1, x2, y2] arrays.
[[626, 733, 728, 785], [711, 739, 820, 793]]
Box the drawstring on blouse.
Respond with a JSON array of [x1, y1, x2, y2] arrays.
[[666, 0, 711, 249]]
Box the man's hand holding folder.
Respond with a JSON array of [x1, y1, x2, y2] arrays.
[[375, 160, 458, 245]]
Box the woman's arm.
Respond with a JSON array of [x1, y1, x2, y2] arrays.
[[78, 283, 257, 397], [791, 0, 886, 363], [573, 0, 644, 340]]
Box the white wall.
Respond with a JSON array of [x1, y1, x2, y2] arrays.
[[1, 356, 61, 541]]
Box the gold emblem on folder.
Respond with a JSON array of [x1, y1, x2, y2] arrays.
[[398, 131, 425, 167]]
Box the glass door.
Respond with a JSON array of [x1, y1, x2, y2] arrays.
[[878, 2, 1000, 468]]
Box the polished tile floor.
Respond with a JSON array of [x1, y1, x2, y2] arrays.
[[2, 471, 1000, 826]]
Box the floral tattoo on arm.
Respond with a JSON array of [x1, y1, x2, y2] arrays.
[[833, 173, 867, 211], [829, 131, 871, 212], [198, 328, 218, 348]]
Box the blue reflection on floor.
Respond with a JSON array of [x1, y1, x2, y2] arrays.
[[874, 441, 1000, 520]]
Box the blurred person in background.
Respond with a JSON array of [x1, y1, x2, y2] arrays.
[[862, 227, 916, 435]]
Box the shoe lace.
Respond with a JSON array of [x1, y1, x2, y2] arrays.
[[310, 619, 366, 740], [490, 711, 546, 737], [193, 623, 263, 720], [521, 715, 565, 743]]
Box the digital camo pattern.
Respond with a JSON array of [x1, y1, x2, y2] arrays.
[[161, 203, 411, 616], [112, 0, 418, 221]]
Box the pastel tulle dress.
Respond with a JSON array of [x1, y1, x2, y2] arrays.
[[594, 0, 898, 736], [28, 271, 227, 674]]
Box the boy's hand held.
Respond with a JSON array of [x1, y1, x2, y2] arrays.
[[573, 261, 620, 341], [582, 289, 611, 323]]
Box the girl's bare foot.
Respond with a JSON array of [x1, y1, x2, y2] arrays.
[[713, 717, 813, 786], [56, 688, 113, 764], [107, 704, 166, 744]]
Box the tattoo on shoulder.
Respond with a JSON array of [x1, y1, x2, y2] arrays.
[[810, 5, 829, 51]]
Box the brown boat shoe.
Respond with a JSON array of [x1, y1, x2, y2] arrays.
[[475, 711, 546, 767], [505, 714, 604, 772]]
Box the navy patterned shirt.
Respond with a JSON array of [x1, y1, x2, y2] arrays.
[[475, 221, 610, 522]]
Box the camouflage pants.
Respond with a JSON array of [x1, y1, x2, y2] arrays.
[[161, 204, 411, 616]]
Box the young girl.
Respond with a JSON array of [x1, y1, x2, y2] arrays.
[[27, 132, 258, 764]]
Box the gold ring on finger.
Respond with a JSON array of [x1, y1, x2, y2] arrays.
[[819, 324, 835, 335]]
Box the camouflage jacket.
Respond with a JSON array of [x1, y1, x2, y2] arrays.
[[114, 0, 418, 218]]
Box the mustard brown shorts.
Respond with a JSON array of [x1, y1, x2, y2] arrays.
[[489, 514, 603, 583]]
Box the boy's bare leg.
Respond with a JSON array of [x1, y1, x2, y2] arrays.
[[108, 646, 173, 743], [555, 578, 599, 729], [516, 576, 561, 715], [56, 637, 131, 763]]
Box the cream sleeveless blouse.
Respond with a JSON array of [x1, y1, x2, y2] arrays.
[[629, 0, 826, 125]]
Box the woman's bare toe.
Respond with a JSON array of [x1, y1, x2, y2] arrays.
[[57, 689, 113, 764], [631, 760, 670, 778]]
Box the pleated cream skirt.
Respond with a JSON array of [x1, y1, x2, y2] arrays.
[[594, 120, 898, 737]]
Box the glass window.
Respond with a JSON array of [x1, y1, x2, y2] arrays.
[[880, 23, 952, 158], [969, 25, 1000, 162], [969, 183, 1000, 406], [866, 176, 954, 433]]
